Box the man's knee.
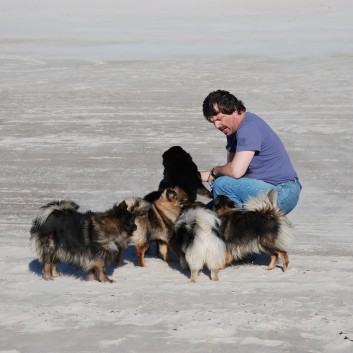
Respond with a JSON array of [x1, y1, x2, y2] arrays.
[[277, 185, 301, 215], [212, 176, 233, 193]]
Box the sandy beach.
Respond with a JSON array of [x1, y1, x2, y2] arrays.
[[1, 1, 353, 352]]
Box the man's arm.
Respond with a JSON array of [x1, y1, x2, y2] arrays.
[[202, 150, 255, 183], [201, 150, 255, 182]]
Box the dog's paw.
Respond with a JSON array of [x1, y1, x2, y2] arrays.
[[211, 270, 219, 281], [263, 265, 276, 270]]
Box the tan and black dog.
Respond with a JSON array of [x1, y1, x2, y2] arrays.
[[173, 204, 226, 282], [213, 190, 292, 271], [120, 187, 188, 267], [30, 200, 137, 282]]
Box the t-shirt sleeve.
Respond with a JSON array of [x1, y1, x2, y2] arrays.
[[236, 123, 262, 152]]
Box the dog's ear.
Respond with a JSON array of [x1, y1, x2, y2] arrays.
[[225, 196, 236, 208], [173, 187, 189, 205], [124, 197, 151, 215], [134, 200, 151, 216], [213, 195, 235, 211], [143, 190, 162, 203], [212, 196, 221, 211], [166, 188, 178, 201], [114, 200, 128, 215]]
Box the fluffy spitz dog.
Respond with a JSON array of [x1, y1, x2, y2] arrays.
[[213, 190, 292, 271], [30, 200, 137, 282], [119, 187, 188, 267], [172, 205, 226, 282], [154, 146, 212, 202]]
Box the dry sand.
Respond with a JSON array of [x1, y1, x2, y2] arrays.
[[1, 1, 352, 352]]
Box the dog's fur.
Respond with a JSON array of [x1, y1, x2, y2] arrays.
[[119, 187, 188, 267], [30, 200, 137, 282], [173, 206, 226, 282], [153, 146, 212, 203], [212, 190, 292, 271]]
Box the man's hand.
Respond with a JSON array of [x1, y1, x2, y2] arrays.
[[200, 170, 214, 183]]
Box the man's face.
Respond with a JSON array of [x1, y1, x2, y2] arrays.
[[208, 112, 238, 136]]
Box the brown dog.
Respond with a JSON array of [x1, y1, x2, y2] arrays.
[[213, 190, 292, 271], [120, 187, 188, 267]]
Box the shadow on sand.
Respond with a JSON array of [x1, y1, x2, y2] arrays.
[[165, 252, 285, 281], [28, 246, 135, 281], [28, 246, 284, 281]]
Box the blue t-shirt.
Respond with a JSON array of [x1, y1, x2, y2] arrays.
[[226, 112, 298, 185]]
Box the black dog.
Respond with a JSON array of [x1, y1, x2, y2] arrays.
[[146, 146, 212, 203]]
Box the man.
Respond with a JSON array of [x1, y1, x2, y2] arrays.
[[200, 90, 301, 214]]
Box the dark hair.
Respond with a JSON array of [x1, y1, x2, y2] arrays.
[[202, 90, 246, 120]]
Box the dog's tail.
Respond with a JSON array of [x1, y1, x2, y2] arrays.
[[124, 197, 151, 216], [30, 200, 79, 258], [243, 189, 293, 250], [30, 200, 79, 234], [242, 189, 279, 212], [183, 208, 226, 271]]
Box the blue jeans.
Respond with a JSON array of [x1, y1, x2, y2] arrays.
[[211, 176, 302, 214]]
